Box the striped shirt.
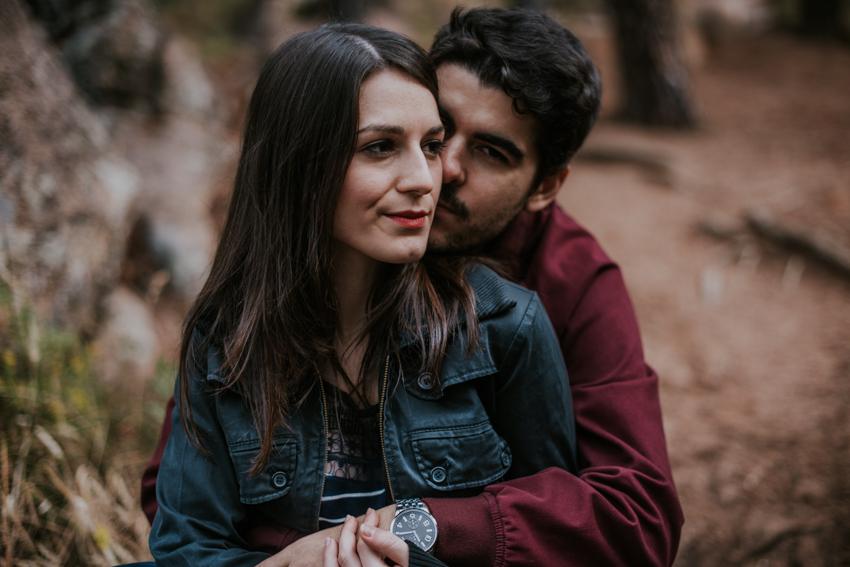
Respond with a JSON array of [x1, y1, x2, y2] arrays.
[[318, 382, 388, 528]]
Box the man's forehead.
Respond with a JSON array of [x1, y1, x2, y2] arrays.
[[436, 63, 536, 151]]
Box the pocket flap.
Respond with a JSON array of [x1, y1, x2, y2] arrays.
[[228, 435, 298, 505], [409, 421, 512, 491]]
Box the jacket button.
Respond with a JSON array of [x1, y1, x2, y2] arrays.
[[501, 452, 511, 467], [417, 373, 433, 390], [430, 466, 447, 483], [272, 471, 288, 488]]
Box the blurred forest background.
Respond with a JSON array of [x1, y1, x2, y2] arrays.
[[1, 0, 849, 565]]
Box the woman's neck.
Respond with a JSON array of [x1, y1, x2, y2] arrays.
[[331, 243, 380, 339], [328, 241, 380, 398]]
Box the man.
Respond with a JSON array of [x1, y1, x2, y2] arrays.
[[142, 8, 683, 566]]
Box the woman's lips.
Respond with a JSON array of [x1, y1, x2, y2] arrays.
[[386, 210, 428, 229]]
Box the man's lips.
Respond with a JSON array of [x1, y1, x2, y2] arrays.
[[385, 210, 428, 229], [436, 202, 457, 216]]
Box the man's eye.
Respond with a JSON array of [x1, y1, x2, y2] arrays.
[[480, 146, 508, 163], [363, 140, 395, 156], [423, 140, 447, 157]]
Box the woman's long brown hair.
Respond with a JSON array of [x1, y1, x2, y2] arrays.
[[178, 23, 478, 475]]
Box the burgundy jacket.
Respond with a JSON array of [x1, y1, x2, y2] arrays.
[[141, 202, 683, 566]]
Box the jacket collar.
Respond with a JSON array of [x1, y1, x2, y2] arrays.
[[467, 263, 517, 321], [488, 203, 554, 283], [395, 263, 516, 350]]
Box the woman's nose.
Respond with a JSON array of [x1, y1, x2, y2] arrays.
[[396, 146, 437, 194]]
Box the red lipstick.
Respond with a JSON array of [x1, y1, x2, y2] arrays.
[[386, 210, 428, 229]]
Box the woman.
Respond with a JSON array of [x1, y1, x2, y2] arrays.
[[149, 23, 576, 567]]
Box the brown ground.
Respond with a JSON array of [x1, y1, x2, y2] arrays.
[[565, 31, 850, 566]]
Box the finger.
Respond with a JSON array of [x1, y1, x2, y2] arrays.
[[363, 508, 380, 528], [356, 533, 387, 567], [338, 516, 362, 567], [323, 537, 340, 567], [360, 525, 409, 567]]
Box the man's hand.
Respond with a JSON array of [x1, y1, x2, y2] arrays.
[[357, 509, 409, 567], [324, 509, 409, 567], [373, 503, 396, 532], [257, 504, 397, 567], [258, 525, 343, 567]]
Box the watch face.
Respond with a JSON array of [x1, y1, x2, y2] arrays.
[[391, 509, 437, 551]]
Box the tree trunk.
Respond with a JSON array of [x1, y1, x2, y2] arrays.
[[799, 0, 845, 37], [327, 0, 367, 22], [512, 0, 549, 11], [605, 0, 697, 128]]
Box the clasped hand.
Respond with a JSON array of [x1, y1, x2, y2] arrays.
[[259, 507, 409, 567], [324, 509, 409, 567]]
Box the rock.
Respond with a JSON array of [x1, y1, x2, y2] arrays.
[[59, 0, 167, 109], [0, 0, 139, 334], [112, 114, 233, 301], [159, 38, 217, 120], [21, 0, 112, 42], [94, 285, 159, 387]]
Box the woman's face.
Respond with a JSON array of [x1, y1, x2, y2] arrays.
[[332, 69, 444, 266]]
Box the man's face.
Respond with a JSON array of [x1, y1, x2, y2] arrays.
[[428, 63, 540, 253]]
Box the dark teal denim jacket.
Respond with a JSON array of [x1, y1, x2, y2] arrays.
[[150, 267, 577, 566]]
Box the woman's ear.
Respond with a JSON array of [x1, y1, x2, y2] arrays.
[[525, 166, 570, 213]]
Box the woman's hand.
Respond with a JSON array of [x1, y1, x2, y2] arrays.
[[324, 509, 409, 567]]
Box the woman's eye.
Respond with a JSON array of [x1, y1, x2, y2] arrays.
[[423, 140, 447, 157], [363, 140, 395, 156]]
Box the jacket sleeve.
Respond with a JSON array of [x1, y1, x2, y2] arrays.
[[149, 330, 272, 567], [141, 396, 307, 553], [141, 396, 174, 525], [424, 266, 683, 567], [488, 292, 578, 478], [407, 542, 450, 567]]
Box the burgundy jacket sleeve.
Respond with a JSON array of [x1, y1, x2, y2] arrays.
[[141, 396, 174, 525], [141, 396, 307, 551], [424, 206, 683, 567]]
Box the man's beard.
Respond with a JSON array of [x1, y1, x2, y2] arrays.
[[429, 184, 525, 255]]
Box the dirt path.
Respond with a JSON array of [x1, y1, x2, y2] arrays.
[[564, 33, 850, 566]]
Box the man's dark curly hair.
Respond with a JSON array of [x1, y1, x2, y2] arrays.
[[430, 7, 601, 185]]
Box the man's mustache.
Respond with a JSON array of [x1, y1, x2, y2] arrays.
[[438, 184, 470, 221]]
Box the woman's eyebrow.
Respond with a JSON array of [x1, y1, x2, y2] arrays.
[[357, 124, 404, 135], [356, 125, 445, 136]]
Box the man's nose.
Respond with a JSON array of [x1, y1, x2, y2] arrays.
[[441, 137, 465, 186]]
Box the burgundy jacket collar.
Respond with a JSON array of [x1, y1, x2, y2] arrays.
[[489, 203, 555, 282]]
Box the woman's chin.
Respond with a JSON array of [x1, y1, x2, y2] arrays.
[[379, 244, 428, 265]]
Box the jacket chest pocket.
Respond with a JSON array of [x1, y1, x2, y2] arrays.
[[408, 421, 512, 491], [228, 435, 299, 505]]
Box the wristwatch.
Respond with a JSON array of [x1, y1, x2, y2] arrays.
[[389, 498, 438, 552]]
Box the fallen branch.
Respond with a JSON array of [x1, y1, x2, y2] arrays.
[[575, 146, 672, 187], [746, 208, 850, 279]]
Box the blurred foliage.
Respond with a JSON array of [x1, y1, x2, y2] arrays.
[[152, 0, 262, 56], [768, 0, 850, 34], [0, 278, 172, 566]]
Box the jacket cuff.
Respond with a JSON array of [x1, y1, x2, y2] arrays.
[[406, 542, 449, 567], [422, 494, 500, 567], [244, 523, 305, 554]]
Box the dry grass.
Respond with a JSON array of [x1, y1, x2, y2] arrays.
[[1, 279, 161, 566]]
